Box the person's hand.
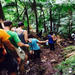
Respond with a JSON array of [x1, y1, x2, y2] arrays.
[[28, 39, 32, 43], [46, 40, 48, 42], [2, 49, 7, 55], [17, 57, 21, 64], [25, 44, 29, 47]]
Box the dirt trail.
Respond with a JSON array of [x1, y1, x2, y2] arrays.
[[20, 44, 64, 75], [20, 38, 75, 75]]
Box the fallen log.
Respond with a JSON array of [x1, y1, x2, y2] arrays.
[[66, 51, 75, 58]]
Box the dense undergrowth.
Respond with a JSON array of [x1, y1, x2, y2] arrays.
[[55, 45, 75, 75]]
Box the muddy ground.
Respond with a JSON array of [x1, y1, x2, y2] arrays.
[[19, 40, 74, 75], [20, 44, 65, 75]]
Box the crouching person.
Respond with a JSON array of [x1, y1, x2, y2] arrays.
[[28, 34, 48, 62]]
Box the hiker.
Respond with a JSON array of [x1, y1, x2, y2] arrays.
[[3, 21, 29, 64], [0, 28, 18, 75], [71, 33, 75, 45], [12, 22, 30, 62], [71, 33, 75, 40], [48, 32, 57, 51], [28, 33, 48, 61], [11, 22, 28, 43]]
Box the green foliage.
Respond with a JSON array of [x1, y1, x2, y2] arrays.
[[5, 0, 12, 3], [1, 0, 75, 36], [1, 0, 75, 74], [56, 55, 75, 70], [64, 46, 75, 51], [56, 45, 75, 74], [24, 21, 28, 27], [62, 46, 75, 57]]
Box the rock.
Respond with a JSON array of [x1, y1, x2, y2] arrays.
[[51, 59, 58, 63]]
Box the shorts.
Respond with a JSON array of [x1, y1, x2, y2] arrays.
[[21, 46, 29, 54], [0, 54, 18, 74]]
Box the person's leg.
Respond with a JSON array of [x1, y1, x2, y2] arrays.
[[34, 50, 41, 63], [21, 46, 29, 64], [25, 54, 28, 64], [0, 61, 5, 75], [36, 50, 41, 58], [6, 56, 18, 75], [29, 50, 35, 62], [37, 50, 41, 62], [29, 50, 34, 60], [52, 44, 55, 50], [49, 43, 51, 50], [33, 50, 36, 59], [9, 72, 16, 75], [49, 43, 53, 50]]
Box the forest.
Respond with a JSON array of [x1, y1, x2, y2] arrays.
[[0, 0, 75, 75]]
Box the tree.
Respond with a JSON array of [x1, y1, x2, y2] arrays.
[[15, 0, 20, 21], [49, 7, 53, 32], [0, 1, 5, 20], [33, 0, 39, 33], [24, 7, 30, 33]]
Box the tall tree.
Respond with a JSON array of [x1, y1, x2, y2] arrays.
[[41, 7, 46, 32], [0, 1, 5, 20], [15, 0, 20, 21], [68, 9, 72, 37], [49, 7, 52, 32], [33, 0, 39, 33], [24, 7, 30, 33]]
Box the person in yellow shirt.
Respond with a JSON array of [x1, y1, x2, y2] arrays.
[[0, 28, 18, 75], [0, 29, 10, 42]]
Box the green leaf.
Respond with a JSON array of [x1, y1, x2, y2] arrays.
[[5, 0, 12, 3]]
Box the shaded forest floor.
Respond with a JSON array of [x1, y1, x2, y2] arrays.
[[20, 39, 75, 75]]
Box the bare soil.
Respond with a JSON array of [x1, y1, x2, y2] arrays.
[[20, 40, 74, 75]]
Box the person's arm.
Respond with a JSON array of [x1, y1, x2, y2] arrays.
[[24, 30, 28, 43], [13, 32, 29, 48], [36, 39, 48, 44], [3, 40, 19, 58], [38, 40, 48, 44], [52, 34, 57, 41], [3, 40, 16, 51], [0, 19, 5, 29], [17, 42, 29, 48]]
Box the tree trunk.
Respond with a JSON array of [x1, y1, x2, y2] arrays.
[[15, 0, 19, 21], [53, 23, 55, 33], [33, 0, 39, 34], [68, 10, 72, 38], [24, 7, 30, 33], [42, 9, 46, 32], [56, 24, 59, 33], [57, 11, 60, 33], [49, 8, 52, 32], [40, 7, 46, 32], [0, 1, 5, 20]]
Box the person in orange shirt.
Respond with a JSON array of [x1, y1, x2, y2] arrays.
[[0, 28, 18, 75]]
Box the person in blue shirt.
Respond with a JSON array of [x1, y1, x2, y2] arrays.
[[28, 34, 48, 61], [48, 32, 57, 51]]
